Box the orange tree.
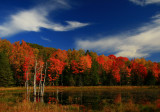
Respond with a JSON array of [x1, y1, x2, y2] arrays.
[[10, 40, 35, 86], [71, 54, 92, 86]]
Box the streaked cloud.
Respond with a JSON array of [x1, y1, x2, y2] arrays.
[[51, 21, 89, 31], [41, 37, 52, 42], [0, 0, 89, 37], [129, 0, 160, 6], [76, 14, 160, 58]]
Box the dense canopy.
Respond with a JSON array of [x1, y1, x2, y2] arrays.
[[0, 39, 160, 87]]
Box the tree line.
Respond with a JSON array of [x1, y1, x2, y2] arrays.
[[0, 39, 160, 88]]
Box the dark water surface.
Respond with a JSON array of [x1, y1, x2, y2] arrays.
[[1, 87, 160, 111]]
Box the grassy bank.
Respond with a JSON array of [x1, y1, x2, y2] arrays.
[[0, 98, 159, 112], [0, 100, 80, 112], [0, 86, 159, 93], [0, 86, 160, 112]]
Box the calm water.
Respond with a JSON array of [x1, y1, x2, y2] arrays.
[[1, 87, 160, 111]]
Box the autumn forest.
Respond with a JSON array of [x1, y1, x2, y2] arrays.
[[0, 39, 160, 88]]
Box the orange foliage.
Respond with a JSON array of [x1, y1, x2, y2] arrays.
[[51, 49, 68, 62], [10, 40, 35, 72], [0, 39, 13, 56], [71, 54, 92, 74]]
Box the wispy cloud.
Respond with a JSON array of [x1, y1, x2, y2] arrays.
[[41, 37, 52, 42], [76, 14, 160, 58], [0, 0, 89, 37], [51, 21, 89, 31], [129, 0, 160, 6]]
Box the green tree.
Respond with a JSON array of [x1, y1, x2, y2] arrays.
[[0, 52, 14, 87], [89, 59, 99, 86], [145, 70, 156, 85]]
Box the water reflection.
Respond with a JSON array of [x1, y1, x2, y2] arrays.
[[156, 99, 160, 108], [3, 88, 160, 111]]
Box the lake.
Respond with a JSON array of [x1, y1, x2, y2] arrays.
[[0, 87, 160, 112]]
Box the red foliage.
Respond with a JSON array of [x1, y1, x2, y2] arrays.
[[48, 56, 66, 81], [156, 99, 160, 108], [114, 93, 121, 104], [131, 61, 147, 79], [71, 60, 79, 74], [96, 55, 110, 65], [112, 61, 120, 82], [116, 57, 131, 78], [97, 55, 121, 82], [151, 63, 160, 80], [36, 59, 44, 83], [23, 57, 30, 80], [116, 56, 129, 62], [96, 55, 106, 65], [48, 97, 58, 104], [97, 55, 113, 73], [108, 54, 116, 60]]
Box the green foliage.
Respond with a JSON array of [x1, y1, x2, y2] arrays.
[[89, 59, 99, 86], [0, 52, 14, 87], [145, 70, 156, 85], [26, 42, 44, 49]]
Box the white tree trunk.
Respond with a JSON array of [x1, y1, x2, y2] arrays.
[[42, 62, 47, 96], [34, 60, 37, 96], [39, 66, 43, 96]]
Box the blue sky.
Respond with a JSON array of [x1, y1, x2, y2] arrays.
[[1, 0, 160, 62]]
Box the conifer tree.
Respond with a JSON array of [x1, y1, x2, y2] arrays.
[[0, 51, 14, 87]]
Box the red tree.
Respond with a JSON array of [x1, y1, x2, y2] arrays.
[[151, 62, 160, 80], [111, 61, 120, 83], [48, 57, 66, 82], [97, 55, 121, 82], [131, 61, 147, 79]]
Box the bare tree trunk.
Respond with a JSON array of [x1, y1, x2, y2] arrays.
[[40, 96, 44, 103], [61, 74, 63, 86], [40, 66, 43, 96], [29, 86, 31, 102], [79, 74, 82, 86], [34, 60, 37, 96], [34, 96, 36, 102], [38, 86, 39, 96], [26, 71, 28, 95], [38, 80, 40, 96], [42, 62, 47, 96]]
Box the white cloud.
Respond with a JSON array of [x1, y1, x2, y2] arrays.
[[0, 0, 89, 37], [50, 21, 89, 31], [76, 14, 160, 58], [129, 0, 160, 6], [41, 37, 52, 42]]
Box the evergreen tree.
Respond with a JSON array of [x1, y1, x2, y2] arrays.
[[90, 59, 99, 86], [0, 52, 14, 87], [145, 70, 156, 85]]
